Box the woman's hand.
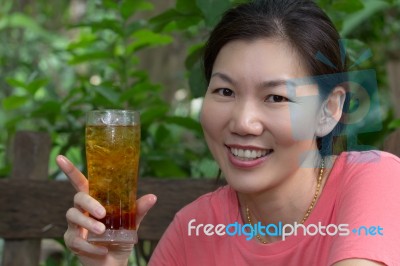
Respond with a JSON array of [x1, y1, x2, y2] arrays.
[[56, 155, 157, 266]]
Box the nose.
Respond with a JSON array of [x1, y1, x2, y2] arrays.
[[229, 101, 264, 136]]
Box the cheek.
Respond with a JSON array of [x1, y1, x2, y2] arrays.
[[200, 99, 229, 140], [266, 108, 295, 145]]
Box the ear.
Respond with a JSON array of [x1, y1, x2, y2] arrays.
[[316, 86, 346, 137]]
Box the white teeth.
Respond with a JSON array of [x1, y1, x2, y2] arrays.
[[229, 148, 272, 160]]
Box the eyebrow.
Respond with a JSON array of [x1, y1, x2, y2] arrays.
[[210, 72, 293, 90]]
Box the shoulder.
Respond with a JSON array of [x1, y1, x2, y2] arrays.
[[338, 150, 400, 166], [332, 150, 400, 222], [328, 151, 400, 265], [334, 150, 400, 186]]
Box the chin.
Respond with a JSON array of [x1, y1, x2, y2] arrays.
[[223, 173, 273, 195]]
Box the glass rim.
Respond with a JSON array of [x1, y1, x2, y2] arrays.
[[86, 109, 140, 125], [87, 109, 140, 114]]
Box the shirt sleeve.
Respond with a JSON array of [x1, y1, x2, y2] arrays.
[[328, 151, 400, 265], [148, 214, 186, 266]]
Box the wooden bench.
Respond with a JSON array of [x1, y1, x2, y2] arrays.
[[0, 131, 219, 265]]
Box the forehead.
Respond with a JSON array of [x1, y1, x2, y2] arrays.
[[212, 38, 310, 80]]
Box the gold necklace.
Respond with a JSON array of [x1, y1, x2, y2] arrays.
[[245, 158, 325, 244]]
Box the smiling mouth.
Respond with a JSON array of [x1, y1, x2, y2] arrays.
[[229, 147, 273, 161]]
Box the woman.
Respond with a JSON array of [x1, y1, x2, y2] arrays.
[[57, 0, 400, 265]]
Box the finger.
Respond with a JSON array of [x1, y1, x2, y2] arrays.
[[136, 194, 157, 227], [73, 192, 106, 220], [66, 207, 105, 235], [66, 216, 89, 240], [56, 155, 88, 193], [66, 234, 108, 256], [64, 207, 105, 255]]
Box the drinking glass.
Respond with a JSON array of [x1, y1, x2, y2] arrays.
[[85, 110, 140, 244]]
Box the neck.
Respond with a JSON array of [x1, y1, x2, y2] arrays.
[[237, 156, 332, 242], [239, 167, 318, 224]]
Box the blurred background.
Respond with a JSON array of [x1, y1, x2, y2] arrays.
[[0, 0, 399, 265]]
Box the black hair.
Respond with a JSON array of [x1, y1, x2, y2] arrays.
[[203, 0, 349, 156]]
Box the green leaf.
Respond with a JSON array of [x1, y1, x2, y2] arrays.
[[388, 119, 400, 129], [176, 0, 201, 14], [332, 0, 364, 12], [185, 43, 205, 69], [0, 13, 52, 39], [31, 101, 61, 119], [341, 0, 390, 37], [103, 0, 119, 10], [128, 29, 173, 52], [195, 0, 231, 27], [148, 159, 187, 178], [154, 124, 171, 143], [27, 78, 48, 95], [150, 9, 180, 31], [72, 19, 123, 36], [5, 78, 27, 89], [316, 0, 332, 6], [4, 116, 25, 130], [2, 96, 29, 111], [66, 34, 97, 50], [68, 51, 112, 65], [125, 21, 145, 36], [119, 82, 161, 102], [93, 86, 120, 105], [120, 0, 154, 20], [164, 116, 203, 134], [173, 15, 203, 32], [150, 9, 202, 32], [0, 164, 12, 177], [188, 61, 207, 98], [141, 105, 169, 126]]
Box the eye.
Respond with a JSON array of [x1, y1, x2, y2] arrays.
[[214, 88, 235, 97], [265, 95, 289, 103]]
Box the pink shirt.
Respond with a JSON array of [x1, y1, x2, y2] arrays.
[[149, 151, 400, 265]]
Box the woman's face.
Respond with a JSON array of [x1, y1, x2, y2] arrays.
[[200, 38, 323, 194]]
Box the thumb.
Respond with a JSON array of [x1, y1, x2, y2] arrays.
[[136, 194, 157, 228]]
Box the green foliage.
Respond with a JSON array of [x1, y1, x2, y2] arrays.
[[0, 0, 398, 179], [0, 0, 225, 179], [317, 0, 400, 147]]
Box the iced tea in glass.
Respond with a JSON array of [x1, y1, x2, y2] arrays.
[[86, 110, 140, 244]]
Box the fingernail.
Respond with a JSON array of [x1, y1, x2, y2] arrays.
[[56, 155, 65, 163], [57, 155, 72, 166], [94, 223, 105, 234], [95, 207, 105, 217], [151, 195, 157, 203]]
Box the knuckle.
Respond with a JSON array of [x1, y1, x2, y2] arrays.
[[74, 191, 96, 209], [63, 232, 69, 243], [69, 237, 80, 250], [66, 208, 75, 221], [73, 192, 85, 203], [64, 232, 75, 249]]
